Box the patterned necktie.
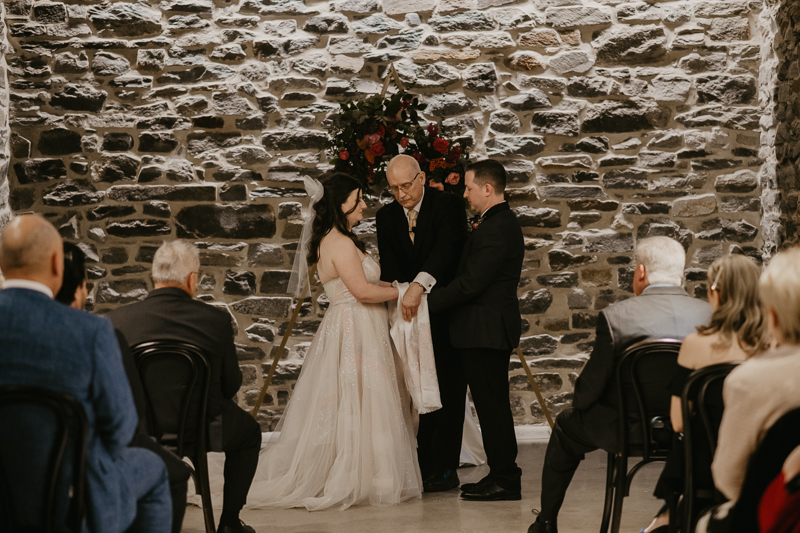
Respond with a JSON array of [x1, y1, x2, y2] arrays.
[[407, 209, 417, 244]]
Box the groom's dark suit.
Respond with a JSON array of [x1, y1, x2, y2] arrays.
[[428, 201, 524, 493], [376, 186, 467, 479]]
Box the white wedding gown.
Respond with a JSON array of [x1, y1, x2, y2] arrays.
[[244, 255, 422, 511]]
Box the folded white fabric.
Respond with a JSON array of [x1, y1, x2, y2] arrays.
[[389, 282, 442, 414]]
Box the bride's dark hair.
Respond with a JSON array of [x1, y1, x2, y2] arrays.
[[307, 173, 367, 264]]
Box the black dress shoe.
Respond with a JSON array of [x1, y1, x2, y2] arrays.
[[460, 475, 492, 493], [528, 517, 558, 533], [460, 481, 521, 501], [217, 520, 256, 533], [423, 469, 460, 492]]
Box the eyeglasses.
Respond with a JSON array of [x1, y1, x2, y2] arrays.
[[389, 173, 421, 195]]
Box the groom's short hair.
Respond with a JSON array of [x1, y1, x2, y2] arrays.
[[467, 159, 507, 194]]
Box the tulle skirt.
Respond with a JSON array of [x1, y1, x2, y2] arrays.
[[243, 298, 422, 511]]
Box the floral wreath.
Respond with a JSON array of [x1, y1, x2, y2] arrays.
[[326, 91, 470, 193]]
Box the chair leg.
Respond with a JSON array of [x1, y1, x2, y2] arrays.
[[195, 452, 215, 533], [610, 454, 627, 533], [599, 453, 616, 533]]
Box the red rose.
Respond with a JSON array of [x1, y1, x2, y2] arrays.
[[412, 152, 423, 162], [433, 138, 450, 153], [400, 137, 409, 148], [339, 151, 350, 161], [445, 172, 460, 185], [366, 170, 376, 183], [376, 125, 386, 136], [427, 123, 438, 137], [371, 142, 386, 157]]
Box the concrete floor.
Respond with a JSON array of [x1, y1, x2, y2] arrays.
[[181, 430, 663, 533]]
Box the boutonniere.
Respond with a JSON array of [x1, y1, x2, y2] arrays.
[[468, 214, 485, 234]]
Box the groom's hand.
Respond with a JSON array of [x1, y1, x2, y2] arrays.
[[402, 283, 424, 322]]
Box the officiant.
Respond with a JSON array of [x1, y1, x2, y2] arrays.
[[376, 154, 468, 492]]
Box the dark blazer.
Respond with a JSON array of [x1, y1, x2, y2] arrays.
[[428, 202, 524, 351], [376, 186, 467, 288], [572, 285, 712, 451], [107, 287, 242, 423], [0, 288, 141, 533]]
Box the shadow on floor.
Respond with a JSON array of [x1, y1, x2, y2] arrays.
[[182, 441, 664, 533]]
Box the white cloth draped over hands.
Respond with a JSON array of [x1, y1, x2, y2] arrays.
[[388, 282, 442, 415]]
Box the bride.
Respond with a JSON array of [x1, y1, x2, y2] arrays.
[[245, 173, 422, 511]]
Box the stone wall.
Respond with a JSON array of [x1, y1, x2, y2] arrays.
[[0, 1, 11, 230], [769, 0, 800, 252], [3, 0, 773, 426]]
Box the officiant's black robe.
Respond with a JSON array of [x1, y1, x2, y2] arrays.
[[376, 186, 467, 478]]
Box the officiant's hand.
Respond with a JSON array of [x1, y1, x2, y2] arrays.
[[402, 283, 424, 322]]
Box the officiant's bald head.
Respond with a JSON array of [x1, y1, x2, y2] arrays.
[[0, 215, 64, 295], [387, 155, 424, 209]]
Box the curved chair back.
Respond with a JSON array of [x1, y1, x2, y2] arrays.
[[616, 338, 683, 459], [131, 341, 210, 457], [680, 362, 739, 533], [0, 385, 88, 533], [601, 338, 682, 533], [131, 340, 216, 533]]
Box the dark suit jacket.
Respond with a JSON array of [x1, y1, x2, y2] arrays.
[[107, 287, 242, 425], [572, 285, 712, 451], [0, 288, 140, 533], [376, 186, 467, 343], [376, 186, 466, 287], [427, 202, 524, 351]]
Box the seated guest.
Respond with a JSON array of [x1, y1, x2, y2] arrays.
[[697, 247, 800, 532], [0, 215, 171, 533], [56, 242, 191, 533], [642, 254, 769, 532], [528, 236, 712, 533], [108, 240, 260, 533]]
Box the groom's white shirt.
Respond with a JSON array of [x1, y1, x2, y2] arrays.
[[401, 188, 436, 293]]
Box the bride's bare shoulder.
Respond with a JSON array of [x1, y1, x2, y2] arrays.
[[320, 230, 357, 254]]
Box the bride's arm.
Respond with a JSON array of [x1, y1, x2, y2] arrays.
[[331, 236, 399, 303]]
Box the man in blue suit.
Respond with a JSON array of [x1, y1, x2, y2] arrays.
[[0, 215, 172, 533]]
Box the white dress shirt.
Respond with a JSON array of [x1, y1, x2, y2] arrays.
[[2, 279, 54, 299], [401, 188, 436, 293]]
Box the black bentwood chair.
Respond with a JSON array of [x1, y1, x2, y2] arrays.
[[132, 341, 215, 533], [599, 339, 682, 533], [0, 385, 89, 533], [678, 362, 739, 533]]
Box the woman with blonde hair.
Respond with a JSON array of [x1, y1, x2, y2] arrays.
[[643, 254, 769, 533]]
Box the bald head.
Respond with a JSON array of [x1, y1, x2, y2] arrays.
[[0, 215, 64, 294], [387, 154, 421, 180], [386, 155, 425, 209]]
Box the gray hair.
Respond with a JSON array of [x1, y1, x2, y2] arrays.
[[635, 236, 686, 286], [152, 240, 200, 285]]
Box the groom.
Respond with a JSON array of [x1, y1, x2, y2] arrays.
[[428, 159, 524, 501], [376, 154, 468, 491]]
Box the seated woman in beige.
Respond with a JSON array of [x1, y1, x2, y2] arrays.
[[643, 254, 769, 533]]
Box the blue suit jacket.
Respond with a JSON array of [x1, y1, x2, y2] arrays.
[[0, 288, 139, 533]]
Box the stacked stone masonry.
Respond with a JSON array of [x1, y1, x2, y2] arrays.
[[0, 0, 790, 428]]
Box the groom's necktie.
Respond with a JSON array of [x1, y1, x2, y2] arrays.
[[407, 209, 417, 244]]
